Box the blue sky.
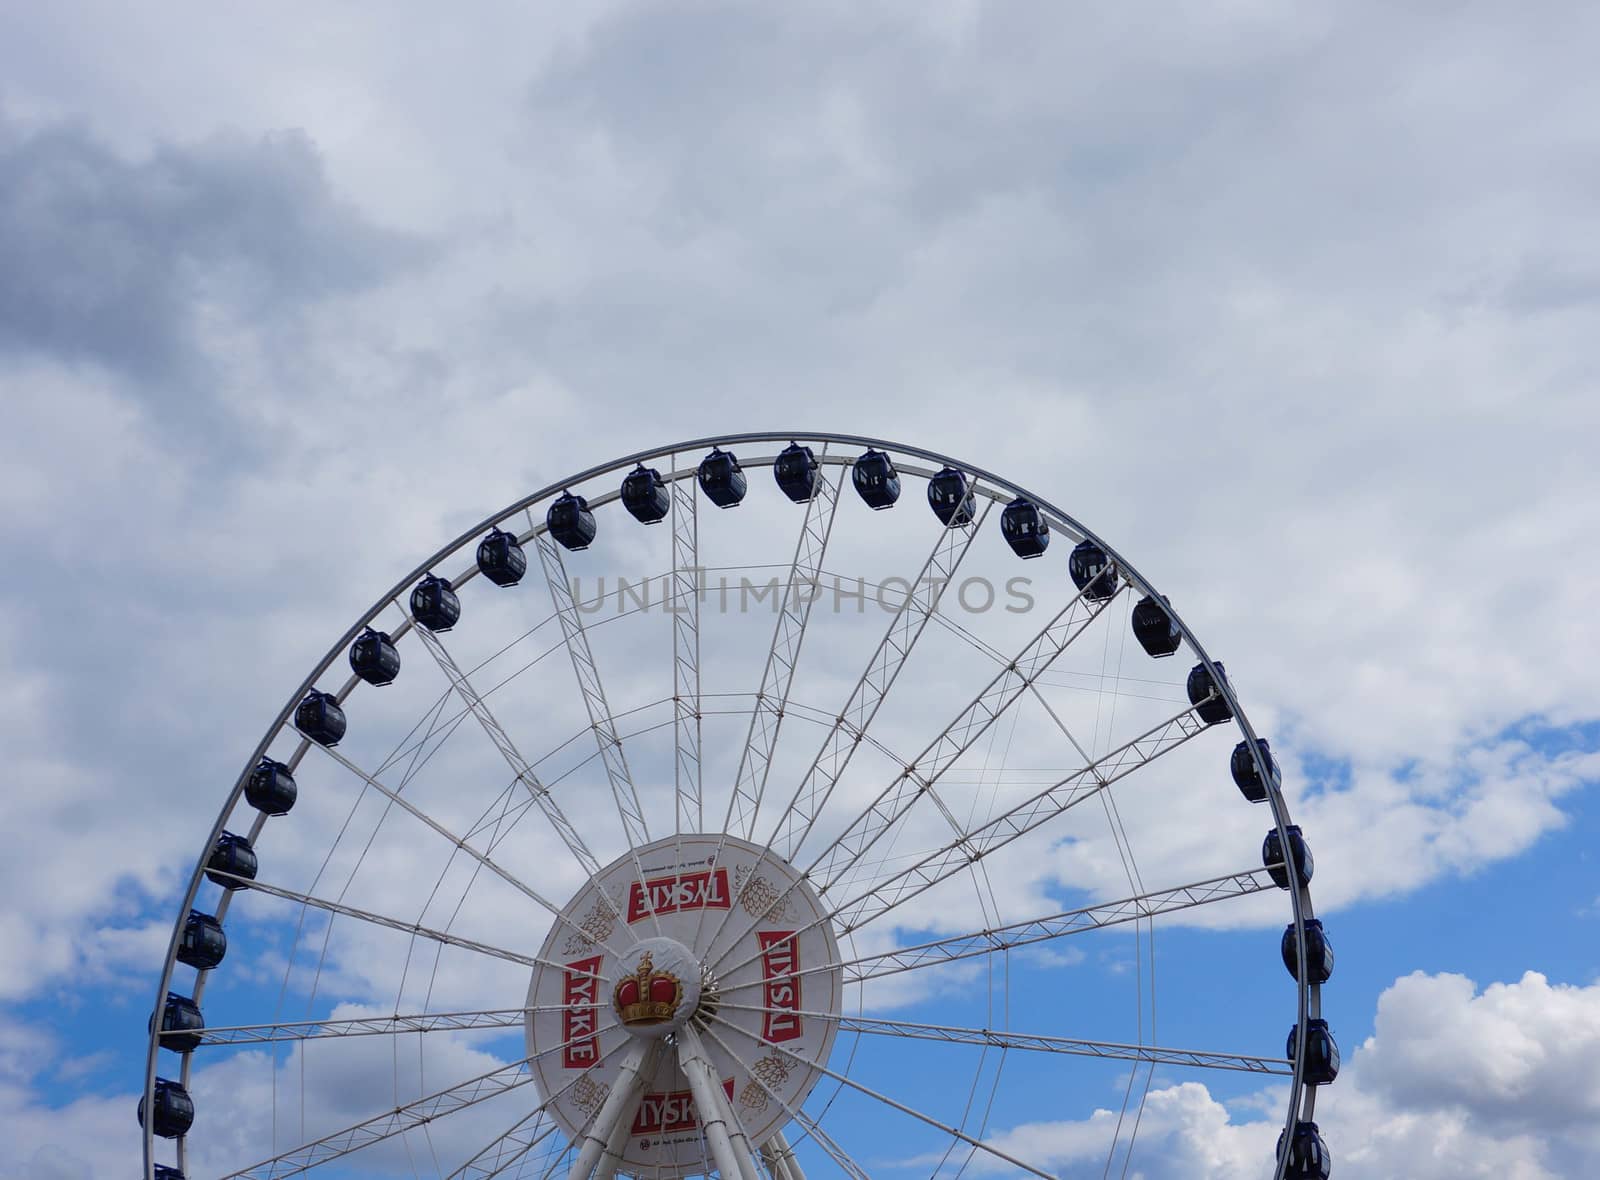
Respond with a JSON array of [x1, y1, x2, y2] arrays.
[[4, 3, 1600, 1178]]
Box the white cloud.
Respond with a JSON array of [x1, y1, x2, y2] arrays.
[[935, 970, 1600, 1178]]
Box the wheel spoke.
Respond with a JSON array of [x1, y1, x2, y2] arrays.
[[701, 699, 1208, 989], [698, 1022, 867, 1180], [306, 741, 638, 957], [669, 458, 704, 834], [807, 582, 1128, 895], [705, 869, 1274, 990], [718, 1004, 1289, 1075], [189, 1007, 543, 1047], [407, 608, 603, 879], [708, 1015, 1056, 1179], [219, 1022, 614, 1180], [212, 872, 543, 970], [447, 1109, 561, 1180], [705, 582, 1127, 980], [769, 496, 991, 863], [534, 531, 650, 849], [724, 456, 844, 841], [831, 702, 1208, 936]]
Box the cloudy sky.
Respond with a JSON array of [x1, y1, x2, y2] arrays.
[[4, 2, 1600, 1178]]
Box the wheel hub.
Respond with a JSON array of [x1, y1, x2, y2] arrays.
[[525, 834, 842, 1175]]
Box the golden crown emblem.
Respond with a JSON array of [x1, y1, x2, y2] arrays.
[[612, 951, 683, 1027]]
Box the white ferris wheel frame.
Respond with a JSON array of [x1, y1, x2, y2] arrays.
[[142, 431, 1325, 1180]]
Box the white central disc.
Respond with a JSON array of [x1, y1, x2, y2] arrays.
[[525, 834, 842, 1175]]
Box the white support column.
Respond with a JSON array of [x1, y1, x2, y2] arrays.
[[678, 1025, 762, 1180], [761, 1130, 805, 1180], [591, 1104, 635, 1180], [567, 1041, 652, 1180]]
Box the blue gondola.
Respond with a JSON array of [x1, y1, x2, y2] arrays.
[[476, 527, 527, 587], [154, 1167, 186, 1180], [1131, 594, 1181, 657], [1230, 738, 1280, 803], [296, 690, 346, 747], [246, 758, 298, 814], [774, 443, 820, 503], [176, 911, 226, 970], [1068, 540, 1118, 601], [137, 1079, 195, 1139], [410, 573, 460, 632], [1277, 1121, 1331, 1180], [698, 447, 747, 508], [927, 467, 975, 526], [204, 832, 257, 889], [1185, 661, 1233, 725], [852, 449, 900, 509], [151, 992, 205, 1053], [1287, 1019, 1340, 1085], [349, 627, 400, 687], [1282, 918, 1335, 984], [1264, 824, 1315, 890], [1000, 497, 1050, 558], [621, 464, 670, 523], [547, 491, 597, 551]]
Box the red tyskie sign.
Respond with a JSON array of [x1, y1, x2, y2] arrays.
[[562, 955, 603, 1068], [759, 930, 802, 1043], [627, 868, 732, 923], [631, 1079, 735, 1135]]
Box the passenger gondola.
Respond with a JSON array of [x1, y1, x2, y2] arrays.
[[349, 627, 400, 686], [1287, 1019, 1340, 1085], [295, 690, 346, 747], [852, 449, 900, 509], [1068, 540, 1118, 601], [245, 758, 297, 815], [204, 831, 257, 889], [547, 491, 597, 550], [774, 443, 820, 503], [927, 466, 975, 526], [409, 573, 460, 632], [1130, 594, 1181, 657], [1264, 823, 1314, 890], [621, 464, 670, 523], [137, 1079, 195, 1139], [152, 992, 205, 1053], [476, 526, 527, 586], [1281, 918, 1335, 984], [1230, 737, 1280, 802], [176, 911, 226, 970], [698, 447, 747, 508], [1000, 497, 1050, 558], [1277, 1121, 1331, 1180], [154, 1167, 186, 1180], [1185, 661, 1234, 724]]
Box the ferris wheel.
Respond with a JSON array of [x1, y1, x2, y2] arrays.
[[142, 432, 1335, 1180]]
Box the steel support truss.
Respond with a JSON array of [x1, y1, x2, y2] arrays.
[[714, 1007, 1291, 1075], [725, 453, 843, 841], [771, 496, 992, 861], [809, 582, 1127, 895], [669, 459, 703, 834], [409, 618, 602, 878], [828, 702, 1212, 933], [535, 532, 650, 849]]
